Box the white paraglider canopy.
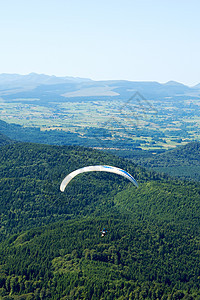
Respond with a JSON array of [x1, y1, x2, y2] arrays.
[[60, 165, 138, 192]]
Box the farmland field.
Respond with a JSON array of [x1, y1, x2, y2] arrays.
[[0, 95, 200, 151]]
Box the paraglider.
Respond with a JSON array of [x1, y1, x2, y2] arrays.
[[100, 228, 107, 237], [60, 165, 138, 192], [60, 165, 138, 238]]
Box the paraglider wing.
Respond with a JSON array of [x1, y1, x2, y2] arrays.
[[60, 165, 138, 192]]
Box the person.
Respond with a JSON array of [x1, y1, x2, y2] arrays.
[[100, 228, 107, 237]]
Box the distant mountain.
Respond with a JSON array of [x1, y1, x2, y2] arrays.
[[164, 80, 186, 86], [0, 73, 200, 100], [0, 73, 91, 90], [134, 141, 200, 181], [193, 83, 200, 89], [162, 80, 192, 94]]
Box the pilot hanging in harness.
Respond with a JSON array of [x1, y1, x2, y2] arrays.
[[100, 228, 107, 237]]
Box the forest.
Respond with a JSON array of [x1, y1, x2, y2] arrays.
[[134, 141, 200, 181], [0, 140, 199, 299]]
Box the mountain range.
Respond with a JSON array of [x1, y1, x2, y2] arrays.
[[0, 73, 200, 101]]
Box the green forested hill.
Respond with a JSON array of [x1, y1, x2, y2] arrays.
[[134, 141, 200, 181], [0, 119, 85, 146], [0, 143, 199, 299], [0, 132, 15, 146], [0, 142, 144, 239]]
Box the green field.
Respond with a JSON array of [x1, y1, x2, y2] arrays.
[[0, 97, 199, 150]]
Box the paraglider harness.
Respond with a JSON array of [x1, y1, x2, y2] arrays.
[[100, 228, 107, 237]]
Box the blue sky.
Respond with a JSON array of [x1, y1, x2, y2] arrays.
[[1, 0, 200, 85]]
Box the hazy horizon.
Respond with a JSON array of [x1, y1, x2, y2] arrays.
[[1, 0, 200, 86], [0, 72, 199, 87]]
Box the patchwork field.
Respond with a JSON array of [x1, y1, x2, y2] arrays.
[[0, 96, 199, 150], [1, 75, 200, 152]]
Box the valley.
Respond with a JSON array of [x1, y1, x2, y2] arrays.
[[0, 75, 200, 299], [0, 74, 200, 152]]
